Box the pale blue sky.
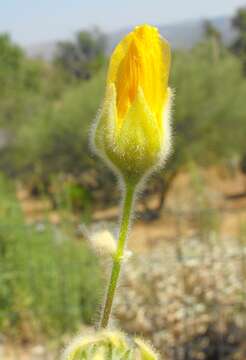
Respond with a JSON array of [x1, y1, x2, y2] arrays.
[[1, 0, 246, 45]]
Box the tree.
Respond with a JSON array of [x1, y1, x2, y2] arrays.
[[55, 29, 106, 81], [231, 7, 246, 178], [203, 20, 222, 62], [0, 33, 68, 176], [232, 7, 246, 73], [149, 42, 246, 215], [204, 21, 222, 41]]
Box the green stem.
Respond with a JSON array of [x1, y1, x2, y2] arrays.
[[99, 180, 136, 328]]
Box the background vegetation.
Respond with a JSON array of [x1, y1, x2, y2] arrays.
[[0, 6, 246, 359], [1, 12, 246, 212]]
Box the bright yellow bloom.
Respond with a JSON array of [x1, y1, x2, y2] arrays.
[[94, 24, 172, 181]]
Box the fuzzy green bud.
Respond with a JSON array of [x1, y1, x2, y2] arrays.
[[63, 330, 159, 360], [93, 25, 172, 182]]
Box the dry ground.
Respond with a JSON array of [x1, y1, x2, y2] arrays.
[[17, 166, 246, 253]]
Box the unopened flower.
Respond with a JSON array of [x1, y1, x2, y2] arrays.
[[90, 230, 116, 256], [63, 330, 158, 360], [93, 24, 172, 182]]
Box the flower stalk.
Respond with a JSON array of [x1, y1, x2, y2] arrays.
[[64, 23, 172, 359], [99, 180, 136, 328], [95, 24, 172, 330]]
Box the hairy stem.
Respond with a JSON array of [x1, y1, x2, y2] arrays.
[[99, 181, 136, 328]]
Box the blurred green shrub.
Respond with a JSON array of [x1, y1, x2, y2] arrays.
[[56, 179, 93, 223], [0, 175, 103, 340], [14, 70, 105, 176]]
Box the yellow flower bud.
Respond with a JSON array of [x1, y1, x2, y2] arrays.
[[93, 24, 172, 182]]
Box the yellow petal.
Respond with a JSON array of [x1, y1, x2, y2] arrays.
[[107, 24, 171, 126]]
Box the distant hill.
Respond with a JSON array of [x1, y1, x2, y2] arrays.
[[25, 16, 236, 61]]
